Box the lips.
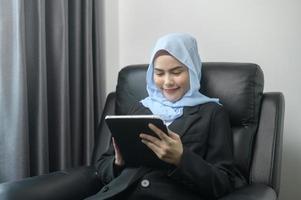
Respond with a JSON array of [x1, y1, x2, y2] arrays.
[[163, 87, 179, 94]]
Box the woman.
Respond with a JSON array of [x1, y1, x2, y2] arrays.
[[87, 33, 246, 200]]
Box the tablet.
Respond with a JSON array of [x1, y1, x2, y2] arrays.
[[105, 115, 170, 168]]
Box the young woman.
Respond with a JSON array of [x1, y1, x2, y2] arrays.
[[87, 33, 246, 200]]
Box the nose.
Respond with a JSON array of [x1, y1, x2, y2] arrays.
[[164, 74, 174, 86]]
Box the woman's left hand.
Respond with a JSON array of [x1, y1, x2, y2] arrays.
[[139, 123, 183, 167]]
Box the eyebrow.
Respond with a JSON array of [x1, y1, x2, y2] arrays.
[[154, 66, 186, 72]]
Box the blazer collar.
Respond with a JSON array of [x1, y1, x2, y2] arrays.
[[168, 105, 200, 137], [135, 103, 200, 137]]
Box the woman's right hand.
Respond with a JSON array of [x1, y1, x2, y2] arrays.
[[112, 137, 125, 166]]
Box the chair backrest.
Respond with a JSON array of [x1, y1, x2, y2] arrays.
[[92, 62, 284, 194]]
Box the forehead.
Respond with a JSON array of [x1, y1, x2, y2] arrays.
[[153, 53, 186, 70]]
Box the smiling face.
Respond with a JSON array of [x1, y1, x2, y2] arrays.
[[153, 51, 190, 102]]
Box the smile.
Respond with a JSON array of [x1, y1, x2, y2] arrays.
[[163, 87, 179, 94]]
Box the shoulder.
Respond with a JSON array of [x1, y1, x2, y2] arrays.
[[195, 102, 226, 114], [193, 102, 230, 121], [201, 103, 230, 125]]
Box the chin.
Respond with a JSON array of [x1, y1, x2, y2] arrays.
[[165, 96, 181, 102], [162, 91, 183, 102]]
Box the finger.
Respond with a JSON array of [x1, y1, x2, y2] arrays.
[[148, 123, 169, 141], [112, 137, 121, 153], [112, 137, 124, 163], [168, 130, 180, 140], [140, 133, 161, 147], [112, 137, 117, 149], [141, 139, 175, 163], [141, 139, 163, 158]]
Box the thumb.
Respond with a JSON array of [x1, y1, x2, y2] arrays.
[[112, 137, 120, 152]]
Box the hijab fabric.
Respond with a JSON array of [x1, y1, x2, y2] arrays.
[[140, 33, 219, 124]]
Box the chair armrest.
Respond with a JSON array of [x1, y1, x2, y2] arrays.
[[219, 184, 277, 200], [0, 166, 102, 200], [250, 92, 285, 194]]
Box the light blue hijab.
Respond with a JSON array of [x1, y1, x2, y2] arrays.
[[140, 33, 219, 124]]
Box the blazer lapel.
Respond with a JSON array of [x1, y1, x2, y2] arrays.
[[134, 103, 201, 138], [168, 106, 200, 137]]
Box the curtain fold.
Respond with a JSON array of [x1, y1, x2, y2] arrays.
[[24, 0, 49, 176], [0, 0, 105, 182], [0, 0, 30, 182], [45, 0, 71, 172]]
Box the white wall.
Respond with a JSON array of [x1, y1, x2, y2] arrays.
[[102, 0, 119, 94], [104, 0, 301, 199]]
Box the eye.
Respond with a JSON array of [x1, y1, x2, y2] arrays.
[[154, 71, 164, 76], [172, 70, 183, 75]]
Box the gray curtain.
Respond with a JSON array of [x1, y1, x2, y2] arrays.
[[0, 0, 105, 182]]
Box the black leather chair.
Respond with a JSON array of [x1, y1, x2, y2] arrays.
[[0, 63, 285, 200]]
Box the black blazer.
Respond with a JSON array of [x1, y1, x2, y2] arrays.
[[86, 102, 246, 200]]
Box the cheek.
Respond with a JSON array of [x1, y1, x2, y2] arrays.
[[153, 76, 163, 88], [184, 78, 190, 90], [177, 75, 190, 90]]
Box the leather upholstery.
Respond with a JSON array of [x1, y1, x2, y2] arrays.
[[0, 62, 285, 200], [250, 92, 285, 194], [220, 184, 277, 200], [200, 63, 264, 179]]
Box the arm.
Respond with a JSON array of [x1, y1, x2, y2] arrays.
[[141, 105, 243, 198], [169, 106, 241, 198], [93, 103, 144, 185], [94, 139, 125, 185]]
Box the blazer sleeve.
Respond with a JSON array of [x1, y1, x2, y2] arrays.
[[168, 105, 240, 198], [94, 142, 125, 185], [94, 102, 143, 185]]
